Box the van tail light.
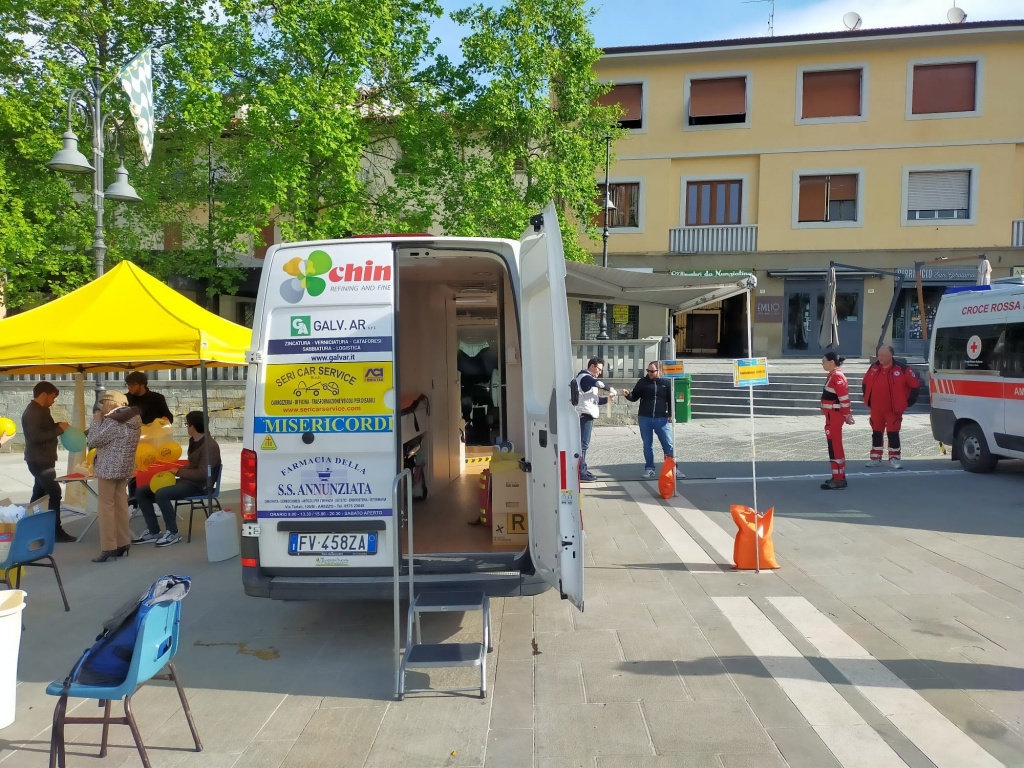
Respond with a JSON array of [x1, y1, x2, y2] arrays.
[[241, 449, 257, 521]]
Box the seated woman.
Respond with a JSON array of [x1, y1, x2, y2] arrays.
[[132, 411, 221, 548]]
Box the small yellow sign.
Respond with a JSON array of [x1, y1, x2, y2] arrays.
[[264, 362, 394, 416], [261, 435, 278, 451], [733, 357, 769, 387], [660, 360, 685, 376]]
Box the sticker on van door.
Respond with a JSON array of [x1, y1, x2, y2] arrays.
[[258, 454, 394, 517], [266, 307, 394, 361], [276, 249, 393, 304], [264, 363, 395, 416]]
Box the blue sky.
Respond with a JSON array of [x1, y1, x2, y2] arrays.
[[436, 0, 1022, 54]]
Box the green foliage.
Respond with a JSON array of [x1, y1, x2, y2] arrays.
[[0, 0, 619, 313]]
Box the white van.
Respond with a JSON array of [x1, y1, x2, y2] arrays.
[[239, 204, 584, 608], [929, 277, 1024, 472]]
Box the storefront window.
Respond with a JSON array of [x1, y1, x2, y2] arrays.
[[580, 301, 639, 339]]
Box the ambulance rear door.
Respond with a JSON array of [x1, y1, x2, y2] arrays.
[[518, 203, 584, 610], [1000, 292, 1024, 456], [253, 240, 399, 572]]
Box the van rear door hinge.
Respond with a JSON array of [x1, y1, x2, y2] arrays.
[[519, 459, 532, 473]]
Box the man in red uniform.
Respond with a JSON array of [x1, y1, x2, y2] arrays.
[[862, 345, 921, 470], [821, 352, 855, 490]]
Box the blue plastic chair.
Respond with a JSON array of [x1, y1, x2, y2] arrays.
[[45, 600, 202, 768], [173, 464, 223, 543], [0, 510, 69, 611]]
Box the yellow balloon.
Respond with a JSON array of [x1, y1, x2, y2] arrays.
[[149, 471, 177, 492], [157, 442, 183, 462], [84, 448, 96, 467], [0, 417, 15, 437], [135, 443, 158, 470]]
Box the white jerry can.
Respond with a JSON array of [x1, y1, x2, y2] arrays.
[[205, 508, 240, 562]]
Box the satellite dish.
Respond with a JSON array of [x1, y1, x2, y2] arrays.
[[947, 6, 967, 23], [843, 11, 863, 30]]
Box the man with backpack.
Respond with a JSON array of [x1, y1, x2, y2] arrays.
[[573, 356, 616, 482]]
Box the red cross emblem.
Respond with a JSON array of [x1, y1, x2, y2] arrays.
[[970, 341, 979, 354]]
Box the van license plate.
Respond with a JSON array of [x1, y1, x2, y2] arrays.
[[288, 532, 378, 556]]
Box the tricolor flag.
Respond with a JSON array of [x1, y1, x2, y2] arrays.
[[118, 47, 156, 166]]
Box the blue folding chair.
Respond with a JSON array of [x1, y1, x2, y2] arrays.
[[173, 465, 223, 543], [45, 600, 202, 768], [0, 510, 69, 612]]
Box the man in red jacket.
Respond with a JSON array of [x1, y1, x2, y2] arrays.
[[862, 345, 921, 470]]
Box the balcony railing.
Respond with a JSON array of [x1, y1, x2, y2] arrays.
[[1013, 219, 1024, 248], [572, 338, 662, 381], [669, 225, 758, 254]]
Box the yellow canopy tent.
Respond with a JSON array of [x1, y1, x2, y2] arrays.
[[0, 260, 251, 375], [0, 261, 252, 516]]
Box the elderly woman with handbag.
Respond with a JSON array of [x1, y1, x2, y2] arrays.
[[87, 392, 142, 562]]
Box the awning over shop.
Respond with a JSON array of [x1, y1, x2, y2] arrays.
[[765, 267, 883, 279], [564, 261, 756, 313], [0, 261, 252, 375]]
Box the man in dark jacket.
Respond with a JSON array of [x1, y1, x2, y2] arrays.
[[622, 361, 674, 479], [133, 410, 221, 548], [22, 381, 75, 542], [125, 371, 174, 425]]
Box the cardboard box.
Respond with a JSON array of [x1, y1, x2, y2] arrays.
[[490, 463, 528, 545]]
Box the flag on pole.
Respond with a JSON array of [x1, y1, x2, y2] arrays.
[[118, 47, 156, 166]]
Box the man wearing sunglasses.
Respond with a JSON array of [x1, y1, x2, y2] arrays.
[[622, 362, 674, 479]]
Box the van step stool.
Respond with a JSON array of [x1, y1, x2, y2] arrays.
[[398, 590, 491, 700]]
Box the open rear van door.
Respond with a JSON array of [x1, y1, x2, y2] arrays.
[[519, 204, 584, 610]]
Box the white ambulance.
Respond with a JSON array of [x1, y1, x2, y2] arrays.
[[239, 204, 584, 608], [929, 277, 1024, 472]]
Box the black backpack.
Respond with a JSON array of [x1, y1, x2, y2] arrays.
[[569, 371, 585, 406]]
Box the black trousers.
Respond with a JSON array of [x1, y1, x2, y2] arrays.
[[26, 460, 66, 532]]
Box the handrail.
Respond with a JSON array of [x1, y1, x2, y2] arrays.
[[391, 468, 412, 699]]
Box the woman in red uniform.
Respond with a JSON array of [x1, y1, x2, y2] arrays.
[[820, 352, 855, 490]]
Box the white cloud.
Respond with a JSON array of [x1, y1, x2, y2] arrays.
[[727, 0, 1022, 39]]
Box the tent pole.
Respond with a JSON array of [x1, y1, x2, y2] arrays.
[[201, 361, 213, 516], [745, 288, 760, 574]]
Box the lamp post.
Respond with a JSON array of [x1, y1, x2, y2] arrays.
[[46, 63, 143, 277], [597, 134, 615, 341]]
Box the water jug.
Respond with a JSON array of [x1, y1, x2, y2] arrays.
[[205, 508, 239, 562]]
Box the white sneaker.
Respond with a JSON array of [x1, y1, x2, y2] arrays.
[[131, 530, 161, 544], [643, 469, 656, 479], [889, 457, 903, 470], [864, 459, 883, 467], [155, 531, 182, 547]]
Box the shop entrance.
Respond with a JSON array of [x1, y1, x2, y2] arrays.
[[783, 279, 864, 357]]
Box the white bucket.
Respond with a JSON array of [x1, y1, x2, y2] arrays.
[[0, 590, 26, 729], [205, 510, 239, 562]]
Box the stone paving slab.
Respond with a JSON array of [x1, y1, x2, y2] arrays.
[[3, 417, 1024, 767]]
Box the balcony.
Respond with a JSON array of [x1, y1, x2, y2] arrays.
[[669, 225, 758, 254], [1013, 219, 1024, 248]]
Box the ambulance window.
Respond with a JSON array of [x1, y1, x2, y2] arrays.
[[933, 323, 1005, 372], [1003, 323, 1024, 378]]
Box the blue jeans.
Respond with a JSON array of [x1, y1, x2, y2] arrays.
[[579, 415, 594, 477], [638, 416, 673, 471], [137, 480, 204, 536]]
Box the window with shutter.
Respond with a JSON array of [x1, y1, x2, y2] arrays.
[[797, 174, 858, 223], [906, 170, 971, 220], [594, 183, 641, 229], [598, 83, 644, 130], [688, 77, 747, 126], [686, 180, 742, 226], [911, 62, 977, 115], [801, 69, 862, 119]]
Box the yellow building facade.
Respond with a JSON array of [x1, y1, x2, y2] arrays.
[[588, 20, 1024, 359]]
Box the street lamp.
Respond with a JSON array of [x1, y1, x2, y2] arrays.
[[46, 63, 143, 277], [597, 134, 615, 341]]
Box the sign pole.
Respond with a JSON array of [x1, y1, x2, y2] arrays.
[[745, 289, 760, 573]]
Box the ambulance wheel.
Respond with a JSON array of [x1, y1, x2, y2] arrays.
[[957, 423, 997, 473]]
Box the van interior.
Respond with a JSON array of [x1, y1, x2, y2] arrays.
[[395, 246, 527, 557]]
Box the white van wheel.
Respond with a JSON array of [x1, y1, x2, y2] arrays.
[[957, 423, 997, 473]]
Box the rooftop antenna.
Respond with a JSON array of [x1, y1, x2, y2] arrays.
[[742, 0, 776, 37], [947, 6, 967, 23], [843, 11, 863, 30]]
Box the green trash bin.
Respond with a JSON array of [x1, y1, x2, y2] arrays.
[[673, 375, 692, 423]]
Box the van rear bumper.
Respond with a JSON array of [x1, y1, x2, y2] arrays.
[[242, 567, 552, 601], [930, 407, 956, 444]]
